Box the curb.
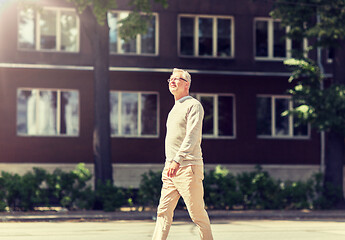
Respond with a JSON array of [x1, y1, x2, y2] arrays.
[[1, 210, 345, 222]]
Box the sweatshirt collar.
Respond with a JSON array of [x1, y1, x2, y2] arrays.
[[176, 95, 192, 103]]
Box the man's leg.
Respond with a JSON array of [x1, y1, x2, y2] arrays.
[[175, 165, 213, 240], [152, 168, 180, 240]]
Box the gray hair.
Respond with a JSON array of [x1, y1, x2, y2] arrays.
[[172, 68, 191, 83]]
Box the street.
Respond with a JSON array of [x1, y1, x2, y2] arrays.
[[1, 219, 345, 240]]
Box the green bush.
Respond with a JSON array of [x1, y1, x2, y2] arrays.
[[94, 181, 125, 212], [44, 163, 93, 209], [0, 163, 94, 211], [205, 165, 318, 210], [240, 167, 282, 209], [0, 168, 49, 211], [280, 180, 314, 209], [0, 163, 128, 212], [312, 172, 344, 209], [138, 170, 162, 208], [204, 165, 242, 209], [0, 177, 7, 211], [0, 164, 341, 212], [135, 165, 333, 211]]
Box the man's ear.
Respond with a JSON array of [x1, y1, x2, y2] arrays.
[[185, 82, 190, 90]]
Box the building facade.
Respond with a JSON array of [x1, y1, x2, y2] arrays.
[[0, 0, 333, 187]]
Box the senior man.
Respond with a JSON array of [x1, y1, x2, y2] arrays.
[[152, 68, 213, 240]]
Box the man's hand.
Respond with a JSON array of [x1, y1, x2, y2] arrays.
[[167, 161, 180, 178]]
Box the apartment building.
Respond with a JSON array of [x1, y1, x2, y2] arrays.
[[0, 0, 331, 187]]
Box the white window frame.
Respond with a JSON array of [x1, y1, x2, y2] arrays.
[[257, 95, 310, 139], [110, 91, 160, 138], [254, 18, 308, 61], [193, 93, 236, 139], [108, 11, 159, 56], [178, 14, 235, 58], [17, 7, 80, 52], [17, 88, 80, 137]]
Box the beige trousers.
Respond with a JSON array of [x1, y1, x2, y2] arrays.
[[152, 164, 213, 240]]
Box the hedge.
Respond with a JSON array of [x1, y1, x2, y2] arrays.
[[0, 164, 341, 211]]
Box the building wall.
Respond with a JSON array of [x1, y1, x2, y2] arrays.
[[0, 0, 326, 180], [0, 67, 94, 163], [1, 0, 318, 72], [0, 66, 321, 165]]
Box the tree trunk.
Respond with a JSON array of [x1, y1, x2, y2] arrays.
[[325, 130, 344, 203], [326, 39, 345, 203], [80, 7, 113, 186]]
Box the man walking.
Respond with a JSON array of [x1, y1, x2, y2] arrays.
[[152, 68, 214, 240]]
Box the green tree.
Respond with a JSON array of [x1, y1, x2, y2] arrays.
[[64, 0, 168, 185], [271, 0, 345, 206]]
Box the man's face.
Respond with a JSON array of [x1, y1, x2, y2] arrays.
[[168, 72, 189, 96]]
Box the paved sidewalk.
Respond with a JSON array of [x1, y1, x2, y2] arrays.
[[2, 220, 345, 240], [1, 209, 345, 222]]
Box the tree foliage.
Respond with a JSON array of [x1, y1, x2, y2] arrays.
[[66, 0, 117, 25], [271, 0, 345, 135], [284, 59, 345, 134], [67, 0, 168, 40], [271, 0, 345, 48]]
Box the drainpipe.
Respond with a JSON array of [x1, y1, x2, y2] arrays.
[[316, 12, 325, 175]]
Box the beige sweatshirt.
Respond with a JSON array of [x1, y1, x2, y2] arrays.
[[165, 96, 204, 167]]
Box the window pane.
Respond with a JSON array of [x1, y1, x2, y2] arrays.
[[328, 47, 334, 60], [257, 97, 271, 135], [218, 96, 233, 136], [198, 17, 213, 56], [108, 12, 118, 53], [121, 38, 136, 53], [141, 94, 158, 135], [273, 22, 286, 58], [110, 92, 119, 135], [255, 21, 268, 57], [293, 119, 308, 136], [275, 98, 289, 136], [18, 8, 36, 49], [114, 12, 137, 53], [60, 11, 78, 52], [141, 16, 156, 54], [217, 18, 231, 57], [38, 91, 57, 135], [180, 17, 194, 56], [200, 96, 214, 135], [121, 93, 138, 135], [17, 90, 35, 134], [40, 10, 57, 50], [60, 91, 79, 135]]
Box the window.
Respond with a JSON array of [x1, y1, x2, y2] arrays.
[[17, 89, 79, 136], [256, 95, 309, 138], [327, 47, 334, 63], [179, 15, 234, 58], [108, 12, 158, 55], [18, 7, 79, 52], [110, 91, 159, 137], [254, 18, 307, 60], [193, 94, 236, 138]]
